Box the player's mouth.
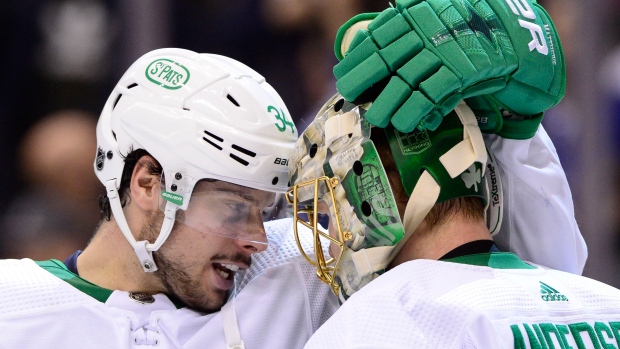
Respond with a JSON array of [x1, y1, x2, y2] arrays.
[[212, 262, 242, 289]]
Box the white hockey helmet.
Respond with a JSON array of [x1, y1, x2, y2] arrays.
[[95, 48, 297, 272]]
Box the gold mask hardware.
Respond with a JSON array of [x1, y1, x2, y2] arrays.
[[286, 176, 351, 295]]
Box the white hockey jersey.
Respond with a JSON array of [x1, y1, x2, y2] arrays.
[[304, 252, 620, 349], [485, 126, 587, 274], [0, 218, 339, 349]]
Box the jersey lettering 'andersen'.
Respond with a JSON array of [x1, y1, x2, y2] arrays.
[[511, 321, 620, 349]]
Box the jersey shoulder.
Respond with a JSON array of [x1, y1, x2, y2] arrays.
[[310, 258, 620, 348], [0, 258, 98, 317]]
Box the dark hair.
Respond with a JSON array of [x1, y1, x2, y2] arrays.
[[370, 127, 485, 231], [98, 149, 163, 221]]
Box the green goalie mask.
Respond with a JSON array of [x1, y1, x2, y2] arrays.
[[286, 93, 496, 301]]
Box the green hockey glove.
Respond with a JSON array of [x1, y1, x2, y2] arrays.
[[333, 0, 565, 138]]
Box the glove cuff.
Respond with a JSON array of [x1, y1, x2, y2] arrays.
[[497, 112, 544, 139]]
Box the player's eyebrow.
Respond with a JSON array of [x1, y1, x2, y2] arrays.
[[211, 188, 259, 204]]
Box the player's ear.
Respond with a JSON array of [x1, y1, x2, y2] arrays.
[[129, 155, 161, 211]]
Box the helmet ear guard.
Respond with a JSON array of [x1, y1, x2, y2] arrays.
[[288, 95, 495, 301]]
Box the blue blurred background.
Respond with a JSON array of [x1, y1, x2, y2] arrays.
[[0, 0, 619, 287]]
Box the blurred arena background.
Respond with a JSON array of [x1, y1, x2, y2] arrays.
[[0, 0, 619, 286]]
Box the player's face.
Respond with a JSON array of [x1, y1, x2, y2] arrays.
[[141, 181, 275, 313]]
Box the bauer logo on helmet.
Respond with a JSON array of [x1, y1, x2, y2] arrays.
[[161, 191, 184, 206]]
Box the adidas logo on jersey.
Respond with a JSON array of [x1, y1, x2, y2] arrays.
[[540, 281, 568, 302]]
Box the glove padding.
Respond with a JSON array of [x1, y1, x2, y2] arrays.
[[333, 0, 565, 139]]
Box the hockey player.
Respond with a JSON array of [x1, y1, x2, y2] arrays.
[[188, 1, 590, 347], [0, 48, 340, 348], [286, 1, 620, 346], [287, 97, 620, 348]]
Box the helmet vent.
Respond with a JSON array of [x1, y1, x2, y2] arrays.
[[334, 99, 345, 112], [353, 161, 364, 176], [113, 94, 122, 110], [203, 137, 222, 150], [204, 130, 223, 142], [232, 144, 256, 158], [203, 130, 223, 150], [127, 83, 138, 89], [361, 201, 372, 217], [230, 154, 249, 166], [227, 94, 240, 107], [309, 144, 318, 158]]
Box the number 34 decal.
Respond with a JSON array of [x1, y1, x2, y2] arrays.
[[269, 106, 295, 133]]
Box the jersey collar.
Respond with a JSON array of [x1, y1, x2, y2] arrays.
[[442, 252, 536, 270], [36, 259, 114, 302], [36, 259, 188, 309]]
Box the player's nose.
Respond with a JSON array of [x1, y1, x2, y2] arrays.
[[235, 217, 268, 254], [233, 233, 268, 254]]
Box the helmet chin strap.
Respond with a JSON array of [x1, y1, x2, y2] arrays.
[[105, 179, 177, 272]]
